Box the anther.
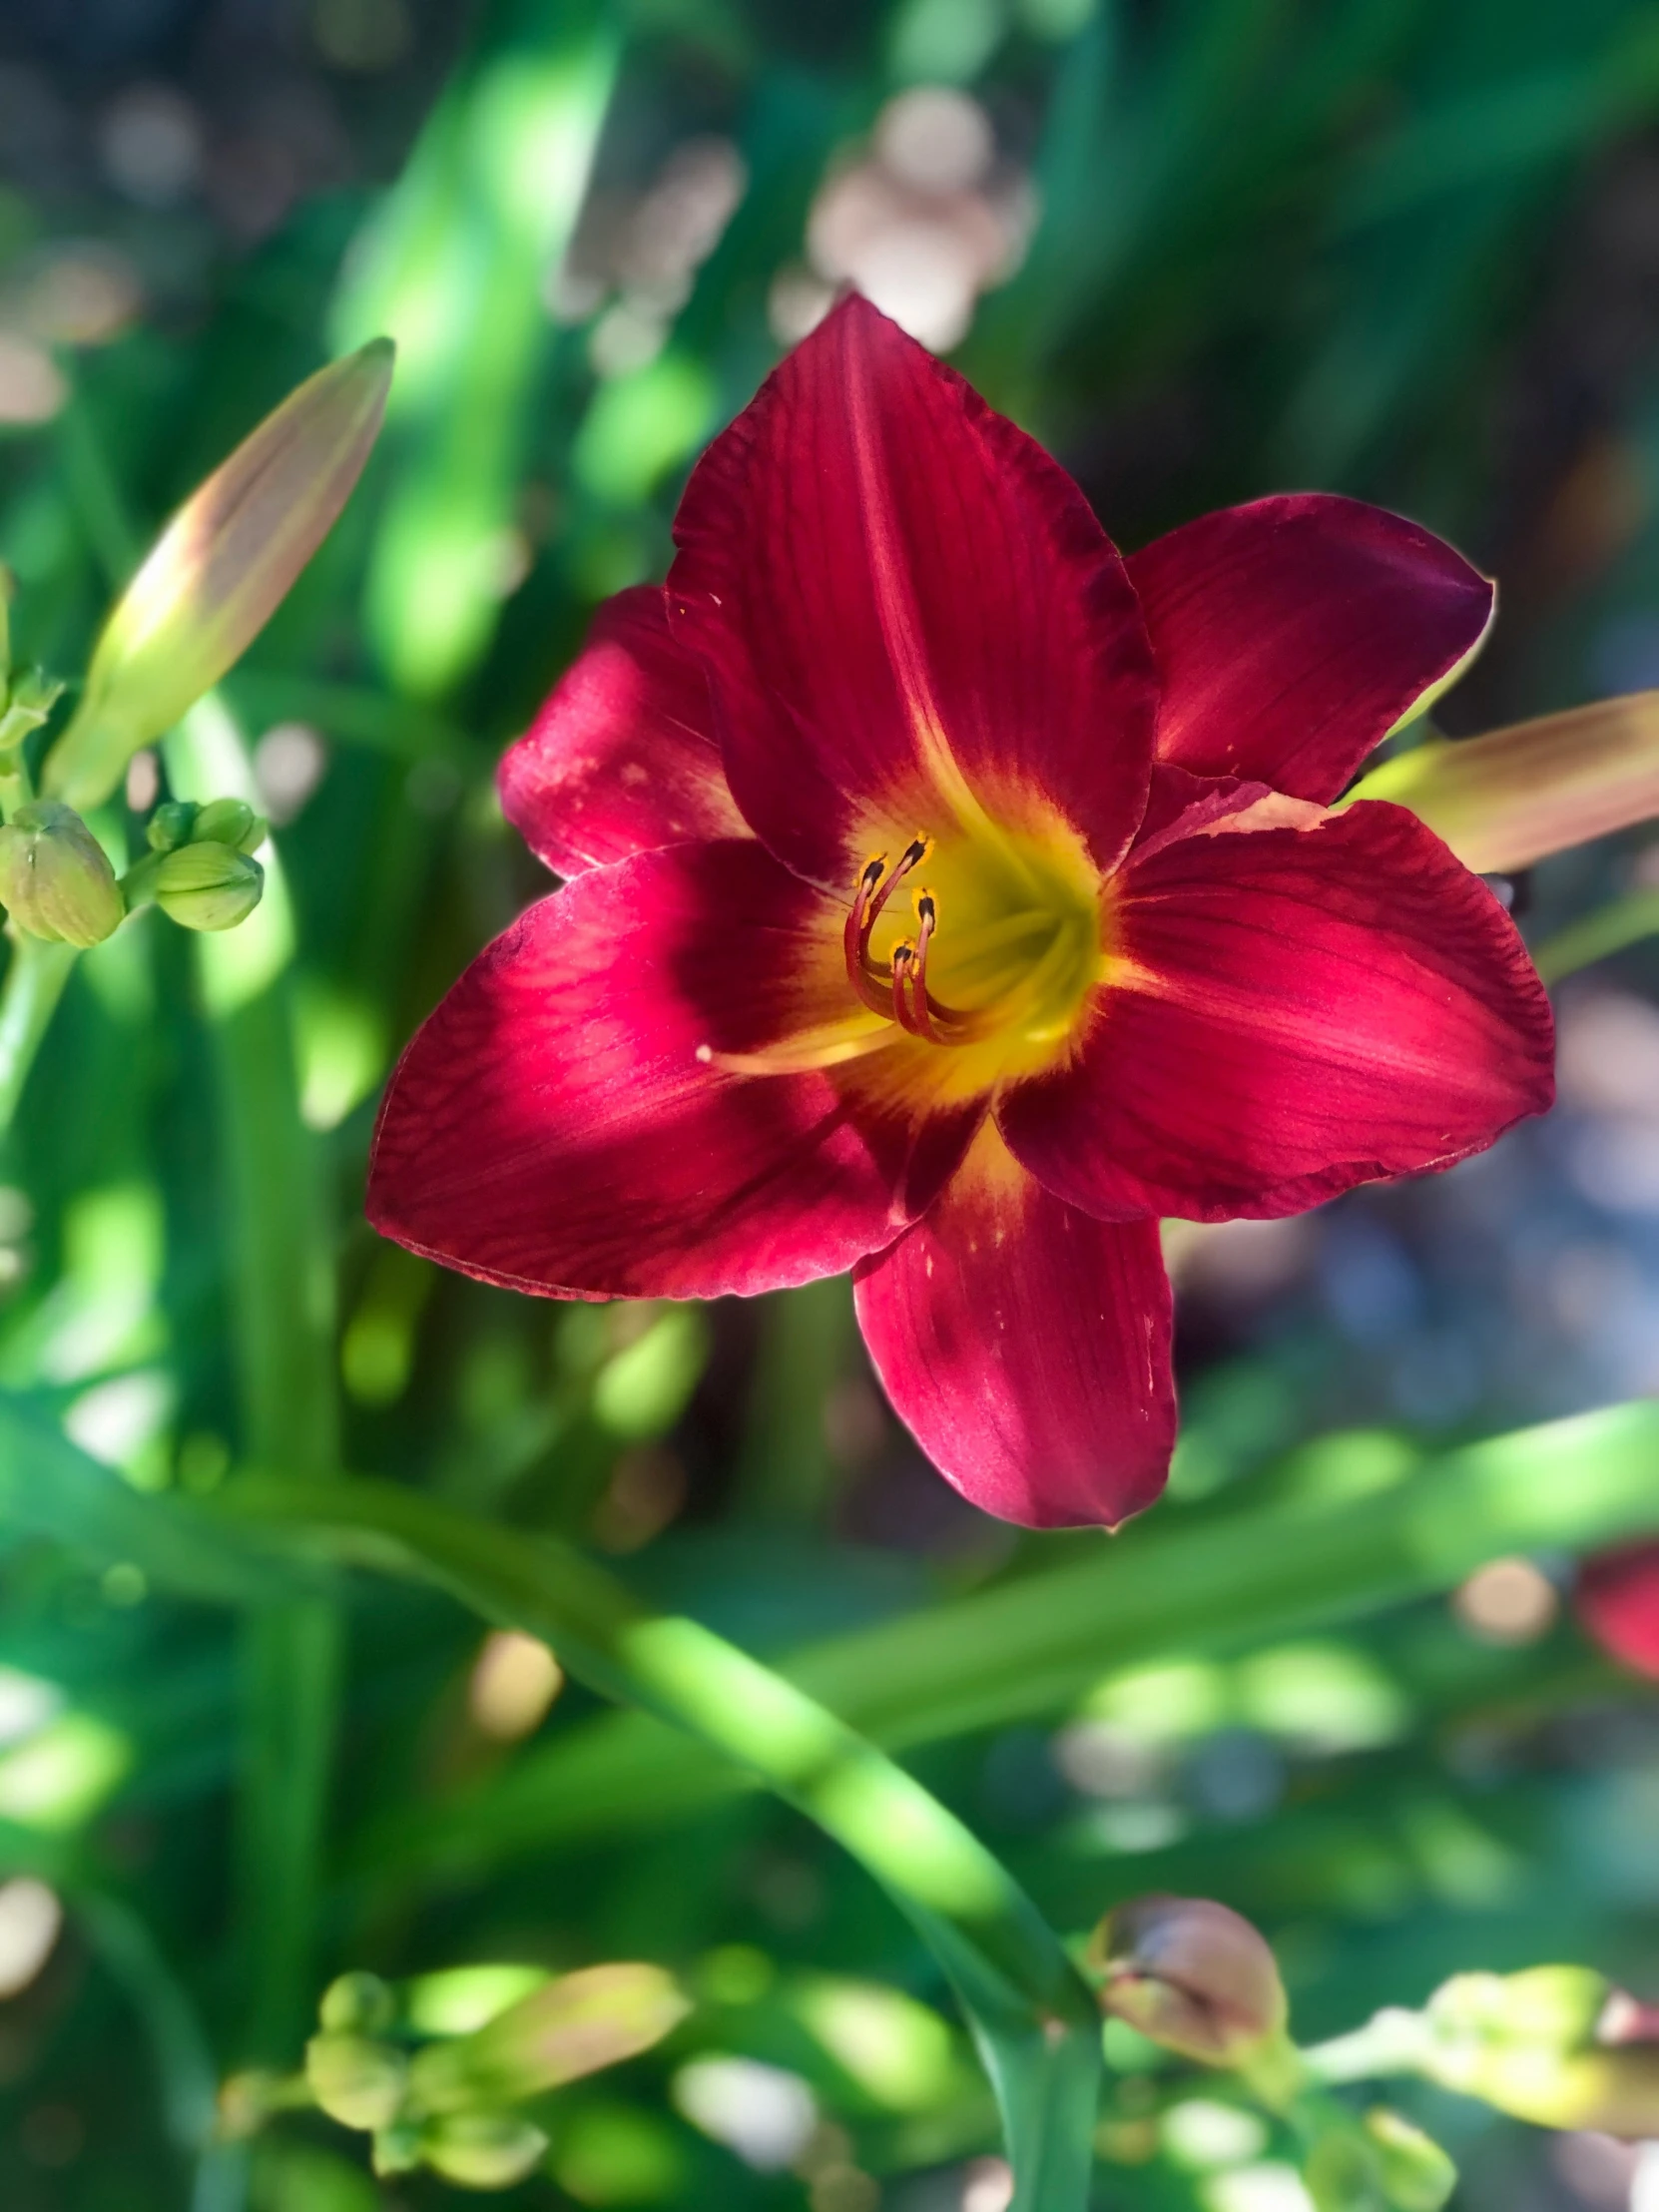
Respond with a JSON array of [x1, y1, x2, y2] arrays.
[[910, 891, 939, 1041], [890, 941, 921, 1034]]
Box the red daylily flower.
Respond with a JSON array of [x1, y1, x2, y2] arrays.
[[1578, 1543, 1659, 1678], [368, 296, 1554, 1530]]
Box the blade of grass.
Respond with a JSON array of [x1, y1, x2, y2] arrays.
[[360, 1400, 1659, 1880]]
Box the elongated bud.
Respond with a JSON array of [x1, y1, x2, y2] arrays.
[[319, 1969, 397, 2036], [1086, 1895, 1288, 2066], [419, 2110, 549, 2190], [153, 841, 264, 932], [44, 339, 394, 811], [1348, 692, 1659, 874], [0, 800, 124, 947], [305, 2031, 407, 2131], [406, 1963, 690, 2116], [1419, 1967, 1659, 2138]]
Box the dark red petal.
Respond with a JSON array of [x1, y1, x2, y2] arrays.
[[1578, 1543, 1659, 1679], [669, 293, 1157, 887], [498, 586, 745, 876], [368, 840, 978, 1299], [998, 802, 1555, 1223], [853, 1127, 1176, 1529], [1128, 495, 1494, 803]]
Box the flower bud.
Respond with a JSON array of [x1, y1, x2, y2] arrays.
[[1363, 2109, 1456, 2212], [146, 801, 198, 852], [190, 796, 265, 852], [418, 2110, 549, 2190], [406, 1962, 690, 2116], [0, 800, 124, 947], [319, 1970, 397, 2037], [44, 338, 394, 811], [154, 841, 264, 932], [304, 2031, 407, 2131], [1086, 1895, 1289, 2067], [1420, 1967, 1659, 2138]]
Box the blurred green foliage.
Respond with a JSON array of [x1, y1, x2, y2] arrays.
[[4, 0, 1659, 2208]]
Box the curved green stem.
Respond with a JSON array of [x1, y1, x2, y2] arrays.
[[220, 1472, 1103, 2212]]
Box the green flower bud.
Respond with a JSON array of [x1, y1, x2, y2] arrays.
[[43, 338, 394, 812], [146, 801, 199, 852], [319, 1970, 397, 2037], [0, 801, 124, 947], [1420, 1966, 1659, 2138], [406, 1963, 690, 2116], [1086, 1895, 1289, 2067], [371, 2123, 421, 2177], [190, 797, 265, 852], [1363, 2109, 1456, 2212], [419, 2111, 549, 2191], [154, 841, 264, 932], [304, 2032, 407, 2131]]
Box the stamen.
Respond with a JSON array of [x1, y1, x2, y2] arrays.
[[844, 854, 888, 1012], [910, 891, 940, 1042], [890, 941, 921, 1034]]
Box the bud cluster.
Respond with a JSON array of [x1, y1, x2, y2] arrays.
[[297, 1960, 690, 2191], [1413, 1965, 1659, 2139], [121, 795, 268, 934]]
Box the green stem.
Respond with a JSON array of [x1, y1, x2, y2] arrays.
[[221, 1472, 1103, 2212], [167, 701, 341, 2068], [0, 934, 78, 1135], [1301, 2007, 1436, 2086], [1532, 888, 1659, 982]]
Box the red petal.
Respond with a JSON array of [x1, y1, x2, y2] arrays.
[[1128, 495, 1494, 803], [368, 840, 978, 1299], [670, 293, 1157, 887], [498, 586, 745, 876], [1578, 1543, 1659, 1679], [998, 802, 1554, 1223], [853, 1126, 1176, 1529]]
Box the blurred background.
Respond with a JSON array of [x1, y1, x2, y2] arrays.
[[5, 0, 1659, 2207]]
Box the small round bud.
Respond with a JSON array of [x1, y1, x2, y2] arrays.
[[319, 1970, 397, 2037], [154, 841, 264, 932], [146, 801, 198, 852], [190, 797, 264, 852], [0, 800, 124, 947], [1087, 1895, 1288, 2067], [419, 2111, 549, 2190], [304, 2032, 407, 2131]]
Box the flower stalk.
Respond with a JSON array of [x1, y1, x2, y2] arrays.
[[218, 1470, 1103, 2212]]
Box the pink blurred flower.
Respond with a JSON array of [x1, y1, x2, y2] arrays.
[[1578, 1542, 1659, 1677]]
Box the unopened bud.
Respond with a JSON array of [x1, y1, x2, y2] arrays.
[[1420, 1966, 1659, 2138], [1364, 2109, 1455, 2211], [1087, 1895, 1288, 2067], [44, 338, 394, 811], [146, 801, 199, 852], [419, 2110, 549, 2190], [154, 841, 264, 932], [407, 1962, 690, 2116], [190, 797, 265, 852], [319, 1970, 397, 2037], [305, 2031, 407, 2131], [0, 801, 124, 946]]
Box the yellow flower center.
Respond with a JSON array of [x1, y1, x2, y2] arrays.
[[845, 798, 1105, 1098]]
